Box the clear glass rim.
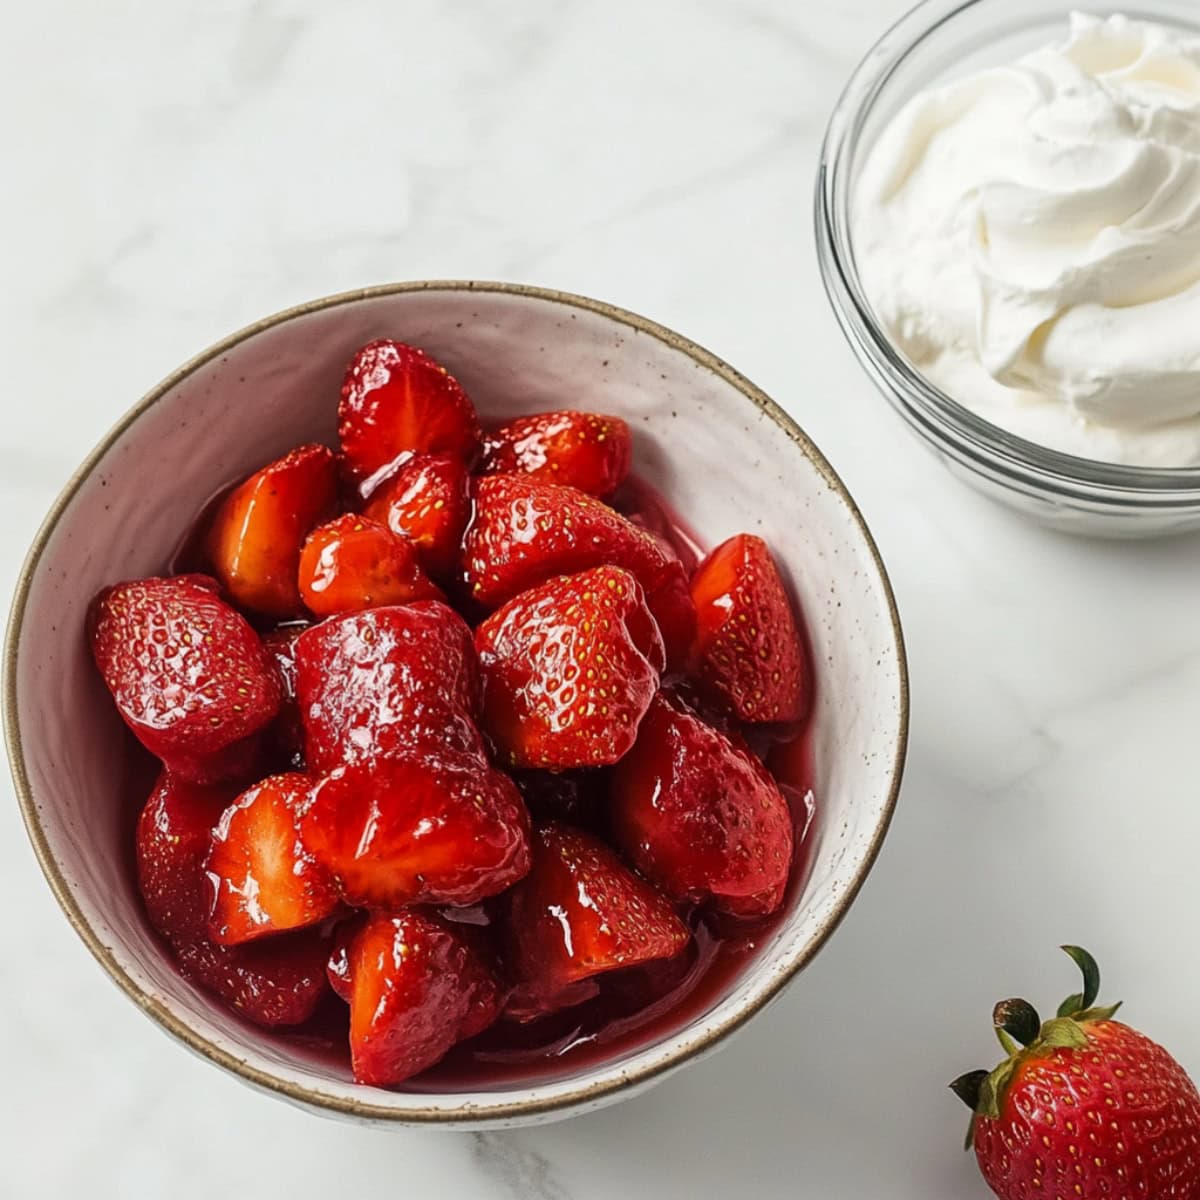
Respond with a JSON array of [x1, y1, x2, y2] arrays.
[[815, 0, 1200, 503]]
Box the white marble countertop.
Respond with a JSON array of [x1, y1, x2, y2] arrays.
[[4, 1, 1199, 1196]]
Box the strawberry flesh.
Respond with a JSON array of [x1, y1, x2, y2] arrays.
[[298, 514, 442, 617], [338, 340, 481, 485], [481, 410, 632, 497], [690, 534, 808, 723], [206, 773, 339, 944], [475, 565, 664, 769], [611, 694, 794, 917], [294, 602, 483, 773], [91, 576, 281, 783], [204, 443, 338, 618], [299, 750, 532, 908], [344, 911, 503, 1086]]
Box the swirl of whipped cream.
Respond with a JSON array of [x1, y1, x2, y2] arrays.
[[853, 12, 1200, 466]]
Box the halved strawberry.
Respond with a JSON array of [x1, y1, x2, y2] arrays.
[[504, 822, 689, 1017], [362, 454, 470, 579], [481, 410, 632, 497], [205, 773, 339, 945], [204, 444, 338, 618], [294, 602, 482, 773], [343, 911, 503, 1086], [338, 340, 482, 486], [610, 693, 794, 917], [298, 514, 442, 617], [475, 565, 664, 769], [462, 476, 696, 664], [690, 534, 809, 723], [299, 750, 532, 908], [91, 576, 281, 783]]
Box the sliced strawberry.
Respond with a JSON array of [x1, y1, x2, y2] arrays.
[[481, 410, 632, 497], [475, 565, 664, 769], [344, 911, 502, 1086], [91, 576, 281, 783], [299, 750, 532, 908], [690, 533, 809, 723], [610, 694, 794, 917], [204, 444, 338, 618], [294, 602, 483, 773], [176, 932, 331, 1027], [298, 514, 442, 617], [362, 454, 470, 579], [462, 476, 696, 664], [206, 773, 339, 945], [338, 340, 482, 486], [504, 822, 689, 1017]]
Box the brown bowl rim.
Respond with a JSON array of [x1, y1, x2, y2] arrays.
[[3, 279, 909, 1124]]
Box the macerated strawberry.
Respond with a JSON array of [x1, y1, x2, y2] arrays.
[[206, 773, 339, 945], [475, 565, 664, 769], [610, 694, 794, 917], [91, 576, 281, 783], [362, 454, 470, 579], [481, 410, 632, 496], [462, 475, 696, 664], [338, 340, 481, 485], [504, 822, 689, 1018], [344, 911, 503, 1086], [299, 750, 532, 909], [294, 602, 483, 773], [298, 514, 442, 617], [204, 444, 338, 618], [261, 624, 308, 765], [690, 534, 808, 723]]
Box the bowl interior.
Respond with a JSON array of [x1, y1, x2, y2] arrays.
[[7, 284, 905, 1123]]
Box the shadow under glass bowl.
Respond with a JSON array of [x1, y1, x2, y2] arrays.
[[816, 0, 1200, 539]]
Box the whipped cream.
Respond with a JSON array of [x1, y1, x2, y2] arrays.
[[852, 12, 1200, 466]]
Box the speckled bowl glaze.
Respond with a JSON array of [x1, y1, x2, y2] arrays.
[[4, 282, 907, 1127]]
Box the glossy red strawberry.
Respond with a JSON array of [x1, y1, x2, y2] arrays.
[[205, 773, 339, 945], [462, 475, 696, 664], [362, 454, 470, 579], [475, 565, 665, 769], [690, 534, 808, 723], [299, 750, 532, 909], [481, 410, 632, 497], [953, 947, 1200, 1200], [204, 443, 338, 618], [294, 602, 482, 773], [342, 911, 503, 1086], [91, 576, 281, 783], [261, 623, 307, 764], [504, 822, 689, 1018], [610, 693, 794, 917], [298, 514, 442, 617], [338, 339, 481, 486]]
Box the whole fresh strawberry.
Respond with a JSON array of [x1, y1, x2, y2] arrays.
[[952, 947, 1200, 1199]]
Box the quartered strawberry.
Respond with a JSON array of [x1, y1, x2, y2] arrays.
[[461, 475, 696, 664], [205, 773, 339, 945], [475, 565, 664, 769], [362, 454, 471, 579], [338, 340, 482, 487], [343, 911, 503, 1086], [299, 750, 532, 908], [690, 533, 808, 724], [481, 410, 632, 497], [91, 576, 281, 783], [203, 443, 338, 618], [294, 602, 482, 774], [503, 822, 689, 1018], [610, 694, 794, 917], [298, 514, 442, 617]]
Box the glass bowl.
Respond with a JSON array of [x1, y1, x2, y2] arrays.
[[816, 0, 1200, 538]]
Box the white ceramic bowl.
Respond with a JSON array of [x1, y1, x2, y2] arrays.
[[4, 282, 907, 1127]]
